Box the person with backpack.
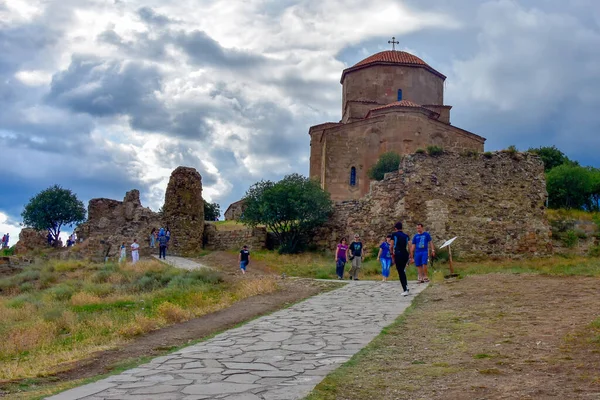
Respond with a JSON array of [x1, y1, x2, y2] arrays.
[[158, 230, 168, 259]]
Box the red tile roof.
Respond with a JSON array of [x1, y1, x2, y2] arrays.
[[354, 51, 428, 68], [341, 50, 446, 82]]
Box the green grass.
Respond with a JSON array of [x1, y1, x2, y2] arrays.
[[251, 249, 420, 281]]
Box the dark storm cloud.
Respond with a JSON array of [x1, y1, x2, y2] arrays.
[[47, 56, 166, 119], [173, 30, 267, 67]]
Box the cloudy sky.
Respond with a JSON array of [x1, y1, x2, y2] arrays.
[[1, 0, 600, 243]]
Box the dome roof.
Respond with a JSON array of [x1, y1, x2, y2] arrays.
[[341, 50, 446, 83]]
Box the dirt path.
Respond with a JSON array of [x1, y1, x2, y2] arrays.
[[308, 274, 600, 400]]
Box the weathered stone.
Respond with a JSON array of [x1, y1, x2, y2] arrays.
[[163, 166, 204, 255], [14, 228, 47, 255], [181, 383, 260, 395], [314, 152, 553, 259]]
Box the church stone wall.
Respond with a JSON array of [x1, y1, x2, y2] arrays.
[[314, 152, 552, 260], [342, 65, 444, 120], [315, 112, 484, 201]]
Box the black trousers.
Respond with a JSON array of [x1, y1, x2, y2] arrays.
[[159, 245, 167, 259], [394, 252, 409, 291]]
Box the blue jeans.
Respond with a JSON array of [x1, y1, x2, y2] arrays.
[[336, 259, 346, 278], [380, 257, 392, 277], [240, 260, 248, 271]]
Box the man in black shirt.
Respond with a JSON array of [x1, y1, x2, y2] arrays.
[[348, 234, 364, 280], [391, 221, 410, 296], [239, 245, 250, 275]]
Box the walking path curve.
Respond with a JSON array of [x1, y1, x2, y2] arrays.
[[151, 255, 211, 271], [48, 280, 427, 400]]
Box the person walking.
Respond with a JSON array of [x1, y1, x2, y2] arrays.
[[1, 234, 6, 249], [118, 242, 126, 263], [410, 223, 435, 283], [334, 237, 349, 280], [131, 239, 140, 264], [348, 234, 364, 281], [377, 235, 393, 282], [158, 231, 168, 259], [391, 221, 411, 296], [238, 245, 250, 274], [149, 228, 156, 248]]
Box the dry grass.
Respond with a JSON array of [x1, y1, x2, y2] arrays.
[[0, 258, 280, 381], [547, 208, 600, 222]]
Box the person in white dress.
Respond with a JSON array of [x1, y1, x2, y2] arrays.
[[131, 239, 140, 264], [119, 242, 126, 263]]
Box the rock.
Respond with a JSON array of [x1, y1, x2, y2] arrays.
[[14, 228, 47, 255], [163, 167, 204, 255]]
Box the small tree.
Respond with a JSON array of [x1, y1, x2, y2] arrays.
[[546, 164, 592, 210], [240, 174, 333, 253], [204, 201, 221, 221], [21, 185, 86, 243], [588, 167, 600, 211], [368, 152, 401, 181]]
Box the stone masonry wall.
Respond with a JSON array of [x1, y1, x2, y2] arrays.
[[314, 151, 552, 259], [203, 223, 267, 251]]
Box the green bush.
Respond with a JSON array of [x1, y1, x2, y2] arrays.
[[562, 230, 579, 248], [19, 282, 35, 292], [483, 151, 493, 159], [415, 148, 425, 154], [7, 293, 40, 308], [461, 150, 479, 158], [426, 145, 444, 156], [368, 152, 401, 181], [588, 245, 600, 257], [47, 284, 75, 301]]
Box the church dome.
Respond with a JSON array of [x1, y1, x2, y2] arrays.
[[341, 50, 446, 83]]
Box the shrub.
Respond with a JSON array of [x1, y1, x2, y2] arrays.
[[426, 145, 444, 156], [19, 282, 35, 292], [157, 302, 190, 323], [562, 230, 579, 248], [368, 152, 401, 181], [588, 245, 600, 257], [47, 284, 75, 301], [415, 148, 425, 154], [461, 150, 479, 158], [483, 151, 493, 159]]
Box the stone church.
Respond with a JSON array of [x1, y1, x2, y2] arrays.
[[309, 48, 486, 201]]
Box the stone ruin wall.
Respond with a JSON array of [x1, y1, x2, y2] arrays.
[[314, 152, 553, 260], [203, 223, 267, 251]]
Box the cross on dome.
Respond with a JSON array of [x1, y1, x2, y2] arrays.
[[387, 36, 399, 51]]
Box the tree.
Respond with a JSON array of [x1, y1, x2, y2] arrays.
[[368, 152, 401, 181], [528, 145, 576, 172], [21, 185, 86, 243], [240, 174, 333, 253], [204, 201, 221, 221], [588, 167, 600, 211], [546, 164, 593, 209]]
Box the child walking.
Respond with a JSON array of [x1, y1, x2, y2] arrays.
[[334, 237, 348, 280], [377, 235, 393, 281]]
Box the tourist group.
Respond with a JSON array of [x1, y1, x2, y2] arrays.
[[118, 227, 171, 264], [335, 222, 435, 296]]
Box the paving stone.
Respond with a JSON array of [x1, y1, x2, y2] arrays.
[[181, 383, 260, 395], [48, 280, 426, 400], [131, 384, 180, 394], [223, 373, 261, 384]]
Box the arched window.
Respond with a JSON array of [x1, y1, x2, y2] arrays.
[[397, 89, 403, 101], [350, 167, 357, 186]]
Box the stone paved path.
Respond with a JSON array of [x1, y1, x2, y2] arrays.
[[152, 255, 210, 271], [47, 281, 427, 400]]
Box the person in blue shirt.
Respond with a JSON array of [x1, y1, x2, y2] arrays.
[[377, 235, 393, 282], [391, 222, 410, 296], [410, 223, 436, 283]]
